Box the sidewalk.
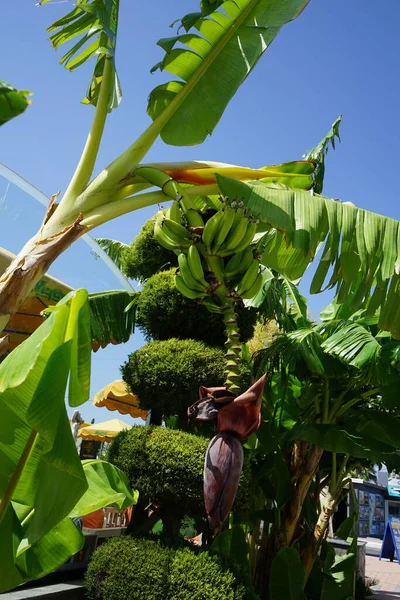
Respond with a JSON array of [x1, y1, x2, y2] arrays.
[[366, 555, 400, 598]]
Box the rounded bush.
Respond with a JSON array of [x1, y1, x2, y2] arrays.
[[122, 217, 177, 282], [86, 537, 250, 600], [107, 426, 208, 515], [121, 338, 226, 418], [136, 269, 257, 346]]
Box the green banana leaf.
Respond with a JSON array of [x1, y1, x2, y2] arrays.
[[321, 540, 357, 600], [0, 79, 31, 126], [148, 0, 311, 145], [89, 290, 139, 350], [269, 547, 307, 600], [0, 290, 137, 592], [43, 0, 121, 109], [95, 237, 129, 270], [216, 175, 400, 339], [303, 115, 342, 194]]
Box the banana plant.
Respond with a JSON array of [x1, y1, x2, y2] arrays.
[[0, 289, 137, 592], [0, 0, 314, 338], [250, 304, 400, 595], [0, 79, 31, 126]]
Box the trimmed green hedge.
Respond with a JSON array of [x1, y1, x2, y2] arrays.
[[107, 426, 251, 517], [136, 269, 257, 346], [86, 537, 253, 600], [121, 338, 226, 418], [122, 217, 177, 282]]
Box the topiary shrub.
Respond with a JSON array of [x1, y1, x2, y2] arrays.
[[136, 269, 257, 346], [86, 537, 254, 600], [107, 426, 208, 517], [122, 217, 177, 282], [121, 338, 226, 420]]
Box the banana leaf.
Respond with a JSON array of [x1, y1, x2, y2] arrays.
[[43, 0, 121, 109], [303, 115, 342, 194], [0, 290, 136, 592], [95, 238, 129, 270], [216, 175, 400, 339], [148, 0, 311, 145], [270, 547, 307, 600], [89, 290, 139, 351], [0, 79, 31, 126]]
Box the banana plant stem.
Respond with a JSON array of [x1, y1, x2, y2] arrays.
[[58, 58, 114, 213]]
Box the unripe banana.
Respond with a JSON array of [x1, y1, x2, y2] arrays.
[[167, 201, 182, 223], [187, 245, 208, 287], [175, 273, 207, 300], [213, 207, 236, 252], [186, 208, 204, 228], [161, 221, 192, 248], [240, 270, 263, 299], [163, 218, 191, 240], [219, 216, 249, 254], [202, 211, 224, 251], [224, 247, 253, 280], [178, 253, 207, 292], [154, 220, 179, 251], [236, 259, 259, 296], [229, 220, 257, 255]]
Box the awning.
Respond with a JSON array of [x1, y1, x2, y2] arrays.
[[78, 418, 132, 443], [93, 379, 147, 421]]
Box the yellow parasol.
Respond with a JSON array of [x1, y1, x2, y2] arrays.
[[93, 379, 147, 421], [0, 246, 72, 353], [77, 418, 132, 443]]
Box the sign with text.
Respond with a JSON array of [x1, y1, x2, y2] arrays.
[[380, 517, 400, 564]]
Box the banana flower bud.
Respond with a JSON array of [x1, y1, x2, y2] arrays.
[[203, 432, 243, 533]]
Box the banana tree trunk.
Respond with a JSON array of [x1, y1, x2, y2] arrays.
[[302, 489, 338, 585], [0, 215, 85, 335], [284, 445, 323, 545]]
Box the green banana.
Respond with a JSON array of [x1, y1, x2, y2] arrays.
[[162, 217, 191, 241], [213, 207, 236, 252], [178, 253, 207, 292], [240, 271, 263, 299], [236, 259, 260, 296], [202, 211, 224, 251], [167, 201, 182, 223], [175, 273, 207, 300], [224, 247, 254, 280], [187, 245, 208, 287], [219, 216, 249, 254], [186, 208, 204, 228], [154, 220, 180, 251], [227, 220, 257, 255]]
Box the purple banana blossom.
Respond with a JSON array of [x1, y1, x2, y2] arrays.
[[203, 432, 243, 533]]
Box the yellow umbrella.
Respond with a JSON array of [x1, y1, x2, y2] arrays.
[[78, 418, 132, 443], [93, 379, 147, 421]]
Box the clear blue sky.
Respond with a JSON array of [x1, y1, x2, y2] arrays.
[[1, 1, 399, 423]]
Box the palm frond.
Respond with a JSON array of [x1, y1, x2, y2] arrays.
[[216, 175, 400, 339], [89, 290, 139, 351], [147, 0, 310, 146], [95, 238, 129, 271], [43, 0, 121, 109], [0, 80, 31, 126]]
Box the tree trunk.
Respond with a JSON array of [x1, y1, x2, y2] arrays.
[[0, 215, 85, 336], [301, 489, 338, 585]]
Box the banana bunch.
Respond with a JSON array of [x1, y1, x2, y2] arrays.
[[153, 205, 193, 251], [175, 245, 209, 300], [234, 258, 263, 299], [202, 205, 257, 257]]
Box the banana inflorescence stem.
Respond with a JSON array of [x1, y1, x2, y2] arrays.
[[221, 298, 242, 395]]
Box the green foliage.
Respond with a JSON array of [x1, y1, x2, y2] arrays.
[[122, 218, 177, 282], [121, 338, 226, 417], [107, 426, 251, 517], [216, 175, 400, 339], [0, 79, 30, 126], [269, 547, 306, 600], [137, 269, 257, 346], [86, 536, 250, 600], [107, 426, 208, 515], [304, 115, 342, 194], [89, 290, 139, 349], [0, 290, 135, 592]]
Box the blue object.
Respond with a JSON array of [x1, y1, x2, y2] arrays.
[[388, 478, 400, 498], [379, 517, 400, 564]]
